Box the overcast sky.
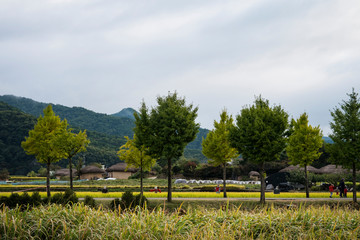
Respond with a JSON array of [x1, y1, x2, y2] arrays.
[[1, 0, 360, 135]]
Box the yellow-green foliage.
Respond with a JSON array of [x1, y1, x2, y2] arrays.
[[1, 203, 360, 239], [9, 176, 46, 181]]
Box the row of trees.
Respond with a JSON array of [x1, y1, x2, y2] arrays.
[[22, 89, 359, 204], [119, 89, 360, 204], [22, 105, 89, 197]]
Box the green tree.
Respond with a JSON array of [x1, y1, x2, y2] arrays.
[[0, 168, 9, 180], [118, 135, 156, 196], [57, 129, 89, 190], [286, 113, 323, 198], [230, 96, 288, 204], [328, 88, 360, 203], [21, 105, 67, 197], [202, 110, 239, 198], [134, 92, 199, 202], [27, 171, 37, 177], [37, 166, 47, 177]]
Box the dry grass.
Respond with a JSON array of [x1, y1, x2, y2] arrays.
[[1, 202, 360, 239]]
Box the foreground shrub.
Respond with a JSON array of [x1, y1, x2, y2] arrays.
[[110, 198, 121, 211], [0, 192, 43, 209], [120, 190, 135, 209], [84, 196, 96, 208], [134, 194, 147, 208], [49, 189, 78, 205]]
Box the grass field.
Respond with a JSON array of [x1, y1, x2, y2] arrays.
[[1, 202, 360, 239]]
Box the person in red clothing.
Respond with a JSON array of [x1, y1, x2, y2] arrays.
[[215, 185, 221, 194], [344, 186, 348, 198], [329, 184, 334, 198]]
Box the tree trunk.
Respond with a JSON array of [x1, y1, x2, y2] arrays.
[[305, 165, 309, 198], [223, 164, 227, 198], [259, 162, 265, 204], [69, 158, 73, 190], [167, 158, 172, 202], [46, 161, 51, 198], [353, 161, 357, 203], [140, 155, 143, 198]]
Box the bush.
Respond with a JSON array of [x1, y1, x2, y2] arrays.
[[49, 189, 78, 205], [121, 190, 135, 209], [0, 196, 8, 207], [30, 192, 42, 206], [134, 194, 147, 208], [0, 192, 42, 210], [110, 198, 121, 211], [63, 189, 78, 204], [84, 196, 96, 208], [21, 192, 31, 205], [50, 193, 64, 204], [109, 191, 146, 211], [7, 193, 21, 208]]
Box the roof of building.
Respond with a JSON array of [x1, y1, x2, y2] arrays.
[[279, 165, 321, 174], [79, 166, 106, 174], [249, 171, 260, 176], [55, 168, 77, 176], [318, 164, 352, 174], [106, 162, 137, 173]]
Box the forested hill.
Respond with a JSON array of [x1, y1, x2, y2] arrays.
[[0, 101, 129, 175], [0, 95, 208, 174], [112, 108, 137, 120], [0, 102, 39, 174], [0, 95, 134, 137]]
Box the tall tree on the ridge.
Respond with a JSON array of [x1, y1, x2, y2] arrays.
[[230, 96, 288, 204], [134, 92, 199, 202], [21, 105, 67, 198], [328, 88, 360, 203], [286, 113, 323, 198], [202, 110, 239, 198]]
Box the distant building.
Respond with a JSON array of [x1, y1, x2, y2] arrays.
[[79, 166, 107, 180], [54, 169, 77, 180], [318, 164, 356, 174], [279, 165, 321, 174], [106, 163, 137, 179], [249, 171, 260, 181]]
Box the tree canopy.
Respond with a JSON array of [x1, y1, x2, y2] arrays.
[[57, 128, 89, 189], [202, 110, 238, 198], [328, 88, 360, 203], [21, 105, 68, 197], [286, 112, 323, 198], [118, 135, 157, 196], [230, 96, 288, 204], [134, 92, 199, 201]]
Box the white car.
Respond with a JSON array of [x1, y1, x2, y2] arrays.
[[105, 178, 116, 181]]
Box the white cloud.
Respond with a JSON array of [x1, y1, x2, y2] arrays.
[[0, 0, 359, 135]]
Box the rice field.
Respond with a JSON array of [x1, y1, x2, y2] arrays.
[[0, 191, 359, 199], [0, 202, 359, 239]]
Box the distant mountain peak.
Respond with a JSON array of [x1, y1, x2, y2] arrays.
[[112, 108, 138, 120]]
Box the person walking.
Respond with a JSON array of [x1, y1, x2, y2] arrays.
[[339, 179, 345, 198], [329, 184, 334, 198], [215, 185, 221, 194]]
